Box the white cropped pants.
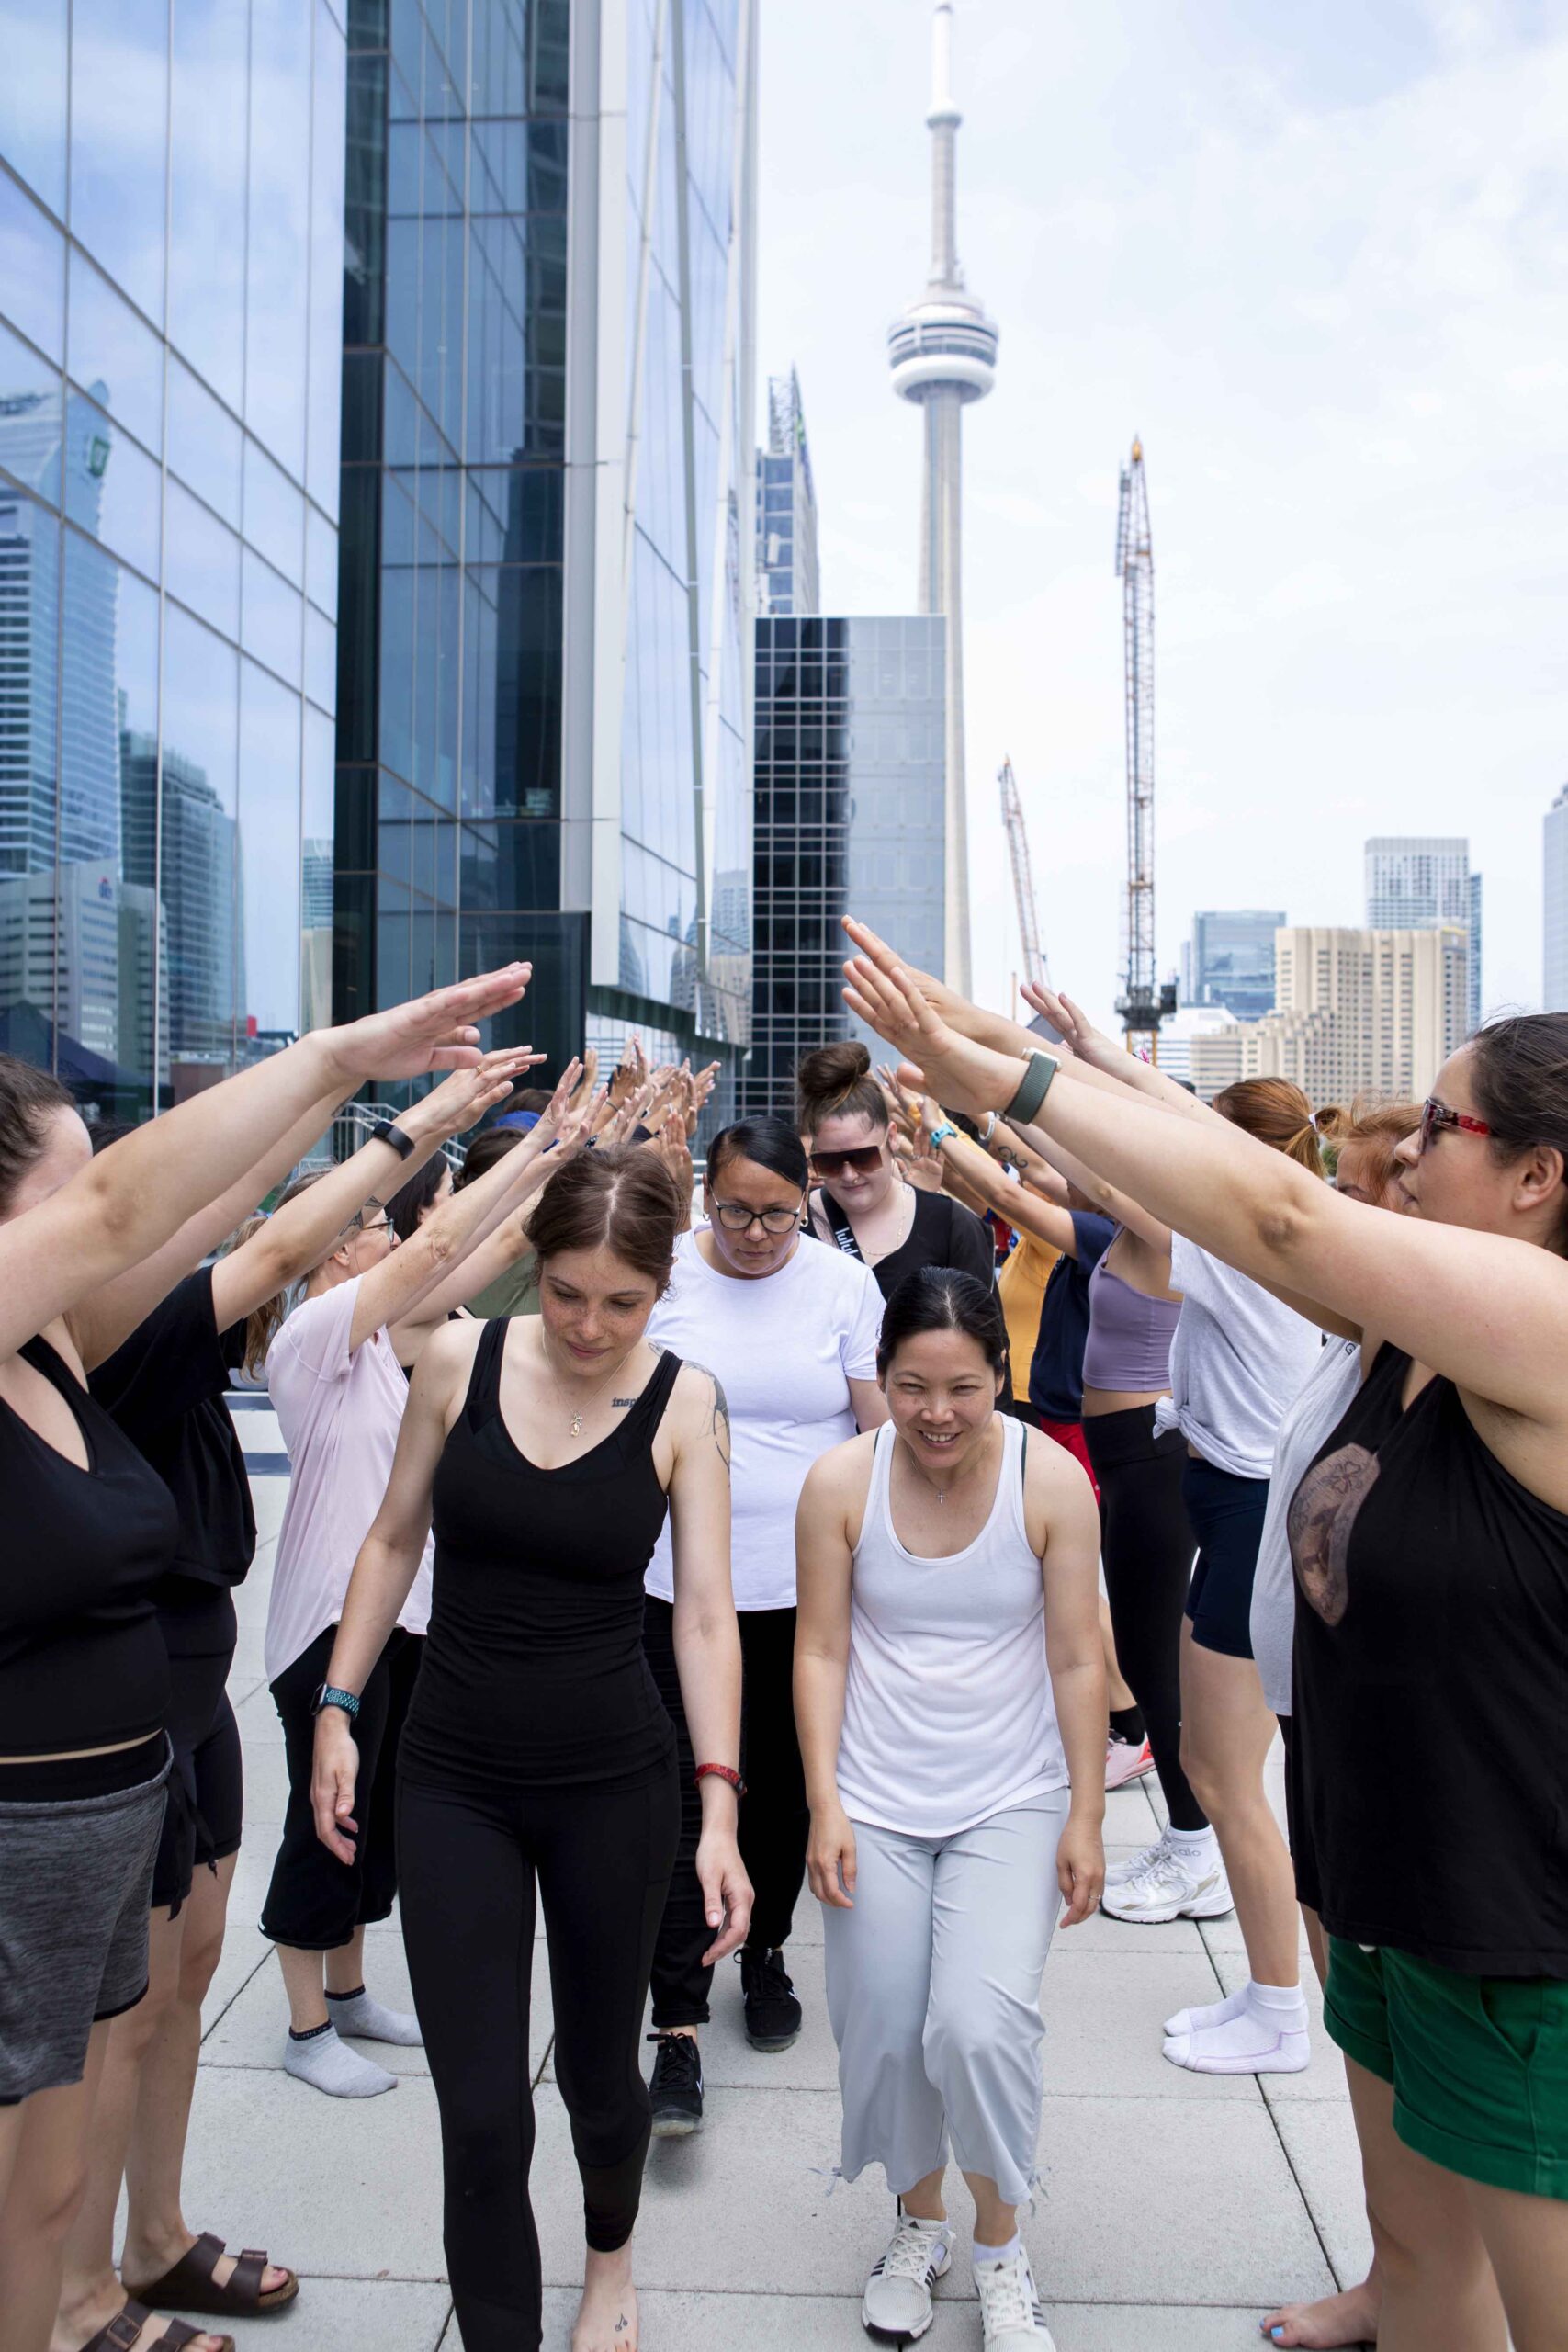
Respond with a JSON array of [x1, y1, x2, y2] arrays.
[[821, 1795, 1068, 2206]]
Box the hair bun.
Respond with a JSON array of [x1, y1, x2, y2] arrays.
[[796, 1039, 871, 1098]]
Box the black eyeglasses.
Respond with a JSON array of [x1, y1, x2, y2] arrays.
[[711, 1200, 804, 1235], [809, 1145, 885, 1180], [1418, 1098, 1492, 1155], [348, 1208, 392, 1235]]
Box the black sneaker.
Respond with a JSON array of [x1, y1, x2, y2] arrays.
[[647, 2030, 704, 2136], [739, 1946, 802, 2051]]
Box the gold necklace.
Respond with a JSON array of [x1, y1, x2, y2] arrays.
[[543, 1334, 643, 1439]]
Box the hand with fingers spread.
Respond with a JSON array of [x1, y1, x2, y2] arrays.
[[409, 1046, 548, 1147], [323, 963, 532, 1085], [841, 948, 1026, 1121]]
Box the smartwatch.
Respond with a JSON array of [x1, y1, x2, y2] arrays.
[[927, 1121, 958, 1150], [310, 1683, 361, 1724], [370, 1118, 416, 1160], [1006, 1050, 1060, 1127]]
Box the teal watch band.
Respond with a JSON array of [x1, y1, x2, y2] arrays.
[[1006, 1050, 1059, 1127], [927, 1121, 958, 1149]]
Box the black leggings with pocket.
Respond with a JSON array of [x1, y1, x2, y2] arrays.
[[1083, 1404, 1208, 1835], [396, 1760, 680, 2352]]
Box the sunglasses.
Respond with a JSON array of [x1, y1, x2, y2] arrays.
[[1418, 1097, 1492, 1154], [808, 1145, 885, 1180]]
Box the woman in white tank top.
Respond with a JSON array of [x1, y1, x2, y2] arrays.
[[795, 1269, 1105, 2352]]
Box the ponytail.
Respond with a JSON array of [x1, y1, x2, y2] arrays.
[[225, 1170, 329, 1379]]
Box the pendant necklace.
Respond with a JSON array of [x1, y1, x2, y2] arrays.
[[546, 1336, 642, 1440]]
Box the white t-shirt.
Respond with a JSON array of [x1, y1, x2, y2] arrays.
[[644, 1228, 884, 1612], [1249, 1339, 1362, 1716], [264, 1275, 434, 1683], [1154, 1237, 1322, 1480]]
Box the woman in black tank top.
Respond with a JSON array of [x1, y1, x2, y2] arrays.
[[312, 1149, 748, 2352], [844, 929, 1568, 2352]]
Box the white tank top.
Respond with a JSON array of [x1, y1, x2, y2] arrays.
[[836, 1416, 1069, 1839]]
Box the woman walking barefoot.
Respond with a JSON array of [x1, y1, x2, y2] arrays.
[[312, 1148, 750, 2352], [797, 1269, 1105, 2352]]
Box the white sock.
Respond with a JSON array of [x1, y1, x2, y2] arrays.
[[1163, 1978, 1310, 2075], [284, 2021, 398, 2097], [973, 2233, 1021, 2267], [903, 2215, 953, 2242], [327, 1985, 423, 2046], [1167, 1823, 1218, 1855], [1164, 1981, 1249, 2038]]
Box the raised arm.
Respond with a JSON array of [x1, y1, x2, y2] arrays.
[[795, 1445, 863, 1909], [842, 944, 1568, 1432], [0, 965, 531, 1364], [665, 1363, 751, 1962]]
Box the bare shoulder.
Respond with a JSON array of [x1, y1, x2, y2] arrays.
[[667, 1354, 731, 1466], [409, 1313, 486, 1403], [801, 1427, 877, 1512]]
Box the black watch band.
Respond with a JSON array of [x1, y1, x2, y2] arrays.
[[370, 1118, 416, 1160]]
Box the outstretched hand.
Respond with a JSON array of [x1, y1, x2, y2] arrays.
[[1023, 981, 1112, 1068], [841, 948, 1025, 1121], [415, 1047, 547, 1142], [327, 965, 531, 1083]]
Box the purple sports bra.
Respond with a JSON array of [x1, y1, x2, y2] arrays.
[[1081, 1249, 1179, 1394]]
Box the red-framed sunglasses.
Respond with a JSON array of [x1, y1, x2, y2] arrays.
[[1418, 1097, 1492, 1153]]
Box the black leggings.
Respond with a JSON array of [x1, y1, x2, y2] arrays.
[[642, 1598, 808, 2028], [396, 1762, 680, 2352], [1083, 1405, 1208, 1835]]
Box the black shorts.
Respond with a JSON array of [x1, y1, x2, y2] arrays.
[[1181, 1456, 1269, 1659], [153, 1586, 243, 1915]]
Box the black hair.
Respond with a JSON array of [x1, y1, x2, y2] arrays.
[[387, 1153, 450, 1243], [1468, 1012, 1568, 1250], [875, 1267, 1010, 1381], [705, 1115, 808, 1194], [457, 1125, 524, 1190], [0, 1053, 74, 1214]]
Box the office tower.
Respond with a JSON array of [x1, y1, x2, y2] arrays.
[[333, 1, 758, 1093], [1157, 1003, 1245, 1089], [1181, 909, 1285, 1026], [1189, 924, 1469, 1105], [0, 5, 345, 1118], [887, 0, 998, 994], [757, 370, 819, 617], [1366, 836, 1483, 1033], [742, 614, 945, 1121], [1546, 786, 1568, 1012]]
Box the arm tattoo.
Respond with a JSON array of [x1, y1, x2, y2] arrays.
[[682, 1358, 731, 1467]]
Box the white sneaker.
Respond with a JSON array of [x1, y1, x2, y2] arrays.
[[974, 2247, 1056, 2349], [861, 2213, 951, 2342], [1103, 1826, 1169, 1888], [1103, 1735, 1157, 1792], [1099, 1840, 1233, 1924]]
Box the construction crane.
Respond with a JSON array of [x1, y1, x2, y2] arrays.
[[1113, 437, 1176, 1057], [998, 757, 1050, 997]]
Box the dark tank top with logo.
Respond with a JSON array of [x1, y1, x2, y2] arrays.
[[1288, 1340, 1568, 1975]]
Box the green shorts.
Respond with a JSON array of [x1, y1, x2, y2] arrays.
[[1325, 1938, 1568, 2200]]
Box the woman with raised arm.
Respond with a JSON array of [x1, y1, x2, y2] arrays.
[[0, 964, 529, 2352], [639, 1117, 886, 2137], [796, 1269, 1104, 2352], [795, 1042, 995, 1296], [51, 1050, 531, 2348], [256, 1065, 589, 2098], [843, 925, 1568, 2352], [311, 1148, 748, 2352]]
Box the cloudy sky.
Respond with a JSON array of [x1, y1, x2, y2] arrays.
[[755, 0, 1568, 1029]]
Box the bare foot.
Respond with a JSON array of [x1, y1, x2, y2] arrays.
[[573, 2242, 637, 2352], [1260, 2275, 1380, 2348], [53, 2297, 228, 2352]]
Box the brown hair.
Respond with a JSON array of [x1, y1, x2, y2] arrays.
[[1213, 1076, 1325, 1176], [0, 1054, 75, 1216], [1467, 1013, 1568, 1250], [230, 1170, 330, 1378], [527, 1145, 683, 1290], [457, 1125, 525, 1190], [795, 1040, 887, 1137], [1325, 1096, 1420, 1200]]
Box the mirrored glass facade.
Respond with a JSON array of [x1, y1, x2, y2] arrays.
[[1181, 908, 1286, 1025], [0, 0, 345, 1125]]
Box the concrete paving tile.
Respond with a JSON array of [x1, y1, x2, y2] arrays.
[[180, 2065, 449, 2278], [1209, 1950, 1349, 2102], [234, 1678, 285, 1736], [239, 1734, 292, 1817], [1045, 2307, 1285, 2349], [201, 1926, 273, 2035], [223, 2277, 451, 2349], [1038, 1951, 1256, 2101], [457, 2291, 1287, 2352], [1267, 2098, 1374, 2289], [231, 1618, 270, 1679]]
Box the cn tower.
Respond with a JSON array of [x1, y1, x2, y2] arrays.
[[887, 0, 998, 994]]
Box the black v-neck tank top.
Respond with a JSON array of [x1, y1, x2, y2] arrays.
[[1288, 1340, 1568, 1975], [0, 1336, 177, 1755], [399, 1321, 682, 1794]]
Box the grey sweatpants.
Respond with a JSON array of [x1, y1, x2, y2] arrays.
[[822, 1796, 1068, 2207]]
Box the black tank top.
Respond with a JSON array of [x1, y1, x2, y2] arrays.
[[399, 1321, 682, 1794], [0, 1336, 177, 1757], [1288, 1341, 1568, 1975]]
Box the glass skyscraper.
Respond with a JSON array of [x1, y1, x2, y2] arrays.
[[1365, 836, 1483, 1033], [333, 0, 757, 1087], [756, 369, 819, 619], [0, 0, 346, 1123], [1181, 908, 1285, 1026]]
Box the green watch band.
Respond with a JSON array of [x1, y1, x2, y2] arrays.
[[1006, 1050, 1060, 1127]]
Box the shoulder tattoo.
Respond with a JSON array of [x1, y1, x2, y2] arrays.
[[681, 1357, 731, 1468]]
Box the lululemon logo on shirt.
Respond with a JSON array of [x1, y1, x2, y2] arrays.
[[1287, 1445, 1380, 1628]]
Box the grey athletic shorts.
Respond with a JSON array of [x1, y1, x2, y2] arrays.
[[0, 1736, 170, 2105]]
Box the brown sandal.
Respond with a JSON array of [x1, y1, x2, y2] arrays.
[[124, 2233, 299, 2319], [80, 2300, 234, 2352]]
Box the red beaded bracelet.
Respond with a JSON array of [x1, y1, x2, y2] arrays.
[[694, 1762, 746, 1797]]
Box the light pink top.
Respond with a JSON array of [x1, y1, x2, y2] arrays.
[[264, 1274, 434, 1683]]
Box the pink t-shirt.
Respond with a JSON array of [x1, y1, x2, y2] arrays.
[[264, 1275, 433, 1682]]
